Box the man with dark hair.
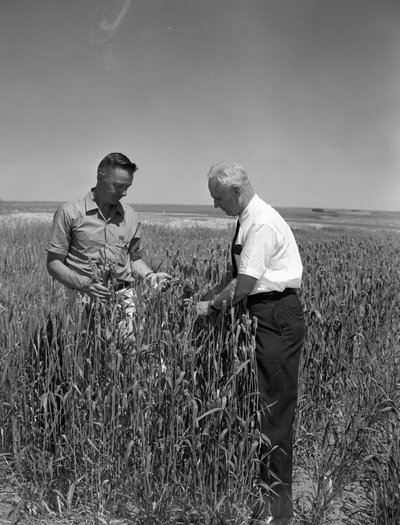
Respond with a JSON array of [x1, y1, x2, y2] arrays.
[[196, 161, 305, 525], [47, 152, 169, 306], [97, 152, 137, 179]]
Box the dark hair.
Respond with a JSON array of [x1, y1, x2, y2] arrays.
[[97, 153, 138, 176]]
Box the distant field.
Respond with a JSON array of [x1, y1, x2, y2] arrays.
[[1, 200, 400, 233]]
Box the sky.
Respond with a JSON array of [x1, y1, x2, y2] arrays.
[[0, 0, 399, 211]]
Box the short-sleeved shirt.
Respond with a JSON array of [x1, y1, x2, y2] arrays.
[[46, 190, 142, 284], [235, 194, 303, 294]]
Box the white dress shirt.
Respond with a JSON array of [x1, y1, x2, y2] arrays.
[[235, 194, 303, 294]]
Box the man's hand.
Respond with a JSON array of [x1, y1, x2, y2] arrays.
[[196, 300, 214, 317], [47, 253, 111, 300], [81, 281, 111, 300], [147, 272, 173, 289]]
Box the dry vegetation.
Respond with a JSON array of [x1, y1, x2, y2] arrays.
[[0, 217, 399, 524]]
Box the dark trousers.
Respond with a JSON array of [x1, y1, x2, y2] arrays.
[[248, 290, 305, 518]]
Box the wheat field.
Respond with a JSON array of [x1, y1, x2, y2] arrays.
[[0, 213, 399, 524]]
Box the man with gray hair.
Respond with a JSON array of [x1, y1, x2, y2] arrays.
[[197, 161, 305, 525]]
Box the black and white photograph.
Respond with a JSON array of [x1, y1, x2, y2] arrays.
[[0, 1, 399, 524]]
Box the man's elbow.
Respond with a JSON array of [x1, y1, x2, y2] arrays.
[[234, 275, 258, 303], [46, 260, 57, 279], [46, 253, 64, 279]]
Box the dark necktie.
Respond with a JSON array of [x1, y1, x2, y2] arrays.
[[231, 219, 240, 278]]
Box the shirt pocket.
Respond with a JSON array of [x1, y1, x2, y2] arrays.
[[115, 237, 130, 251]]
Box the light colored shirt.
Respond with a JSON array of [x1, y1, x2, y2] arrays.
[[235, 194, 303, 294], [46, 190, 141, 283]]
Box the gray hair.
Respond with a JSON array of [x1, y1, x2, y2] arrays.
[[207, 161, 250, 188]]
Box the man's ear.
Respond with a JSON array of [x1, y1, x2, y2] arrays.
[[232, 185, 241, 197]]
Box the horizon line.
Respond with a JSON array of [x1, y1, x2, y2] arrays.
[[0, 199, 399, 214]]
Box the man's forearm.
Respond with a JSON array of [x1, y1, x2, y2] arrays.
[[130, 258, 154, 278], [211, 279, 237, 310], [47, 259, 90, 291], [211, 274, 257, 311], [196, 273, 257, 317]]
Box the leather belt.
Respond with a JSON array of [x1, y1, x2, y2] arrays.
[[247, 288, 297, 303], [114, 281, 132, 291]]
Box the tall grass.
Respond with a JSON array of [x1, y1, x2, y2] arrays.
[[0, 219, 399, 524], [295, 235, 400, 524], [0, 220, 263, 524]]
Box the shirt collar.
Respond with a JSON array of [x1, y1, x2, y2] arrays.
[[239, 194, 260, 224], [85, 190, 98, 213], [85, 189, 124, 216]]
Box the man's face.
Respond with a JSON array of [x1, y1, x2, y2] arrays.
[[97, 167, 133, 205], [208, 179, 240, 216]]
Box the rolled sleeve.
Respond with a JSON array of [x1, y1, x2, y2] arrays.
[[46, 207, 72, 256]]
